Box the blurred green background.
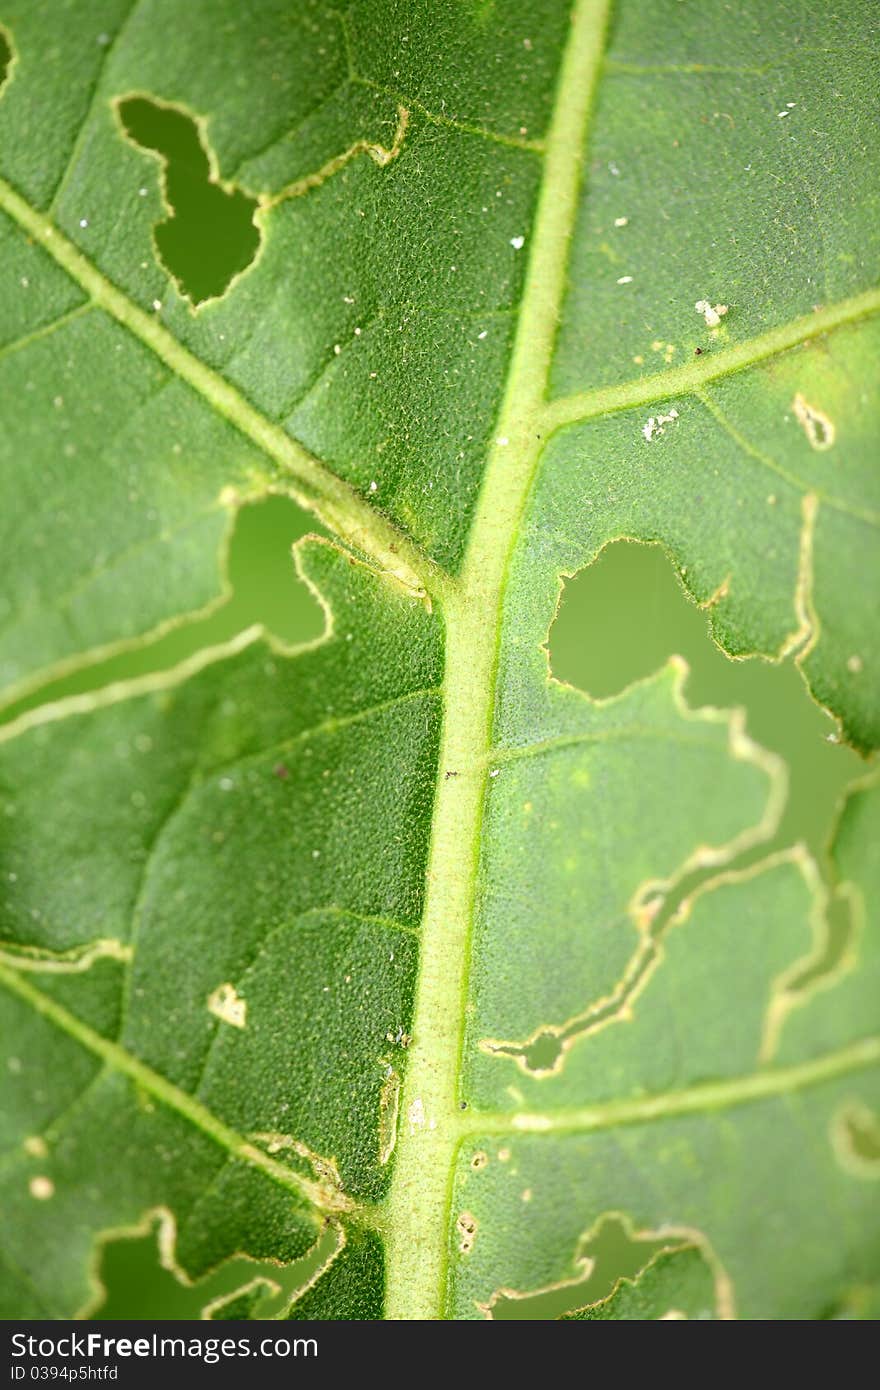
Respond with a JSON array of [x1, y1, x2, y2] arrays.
[[6, 98, 866, 1321]]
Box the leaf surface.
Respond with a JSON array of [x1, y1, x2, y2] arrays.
[[0, 0, 878, 1319]]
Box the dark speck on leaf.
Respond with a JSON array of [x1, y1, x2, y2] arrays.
[[274, 763, 290, 780], [694, 346, 704, 355]]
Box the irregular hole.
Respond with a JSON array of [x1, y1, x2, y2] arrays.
[[0, 27, 11, 92], [845, 1110, 880, 1164], [489, 1028, 564, 1075], [550, 539, 862, 859], [490, 1215, 686, 1320], [92, 1216, 335, 1319], [117, 96, 260, 305], [0, 495, 325, 726], [834, 1102, 880, 1173], [494, 539, 870, 1072], [792, 392, 836, 451]]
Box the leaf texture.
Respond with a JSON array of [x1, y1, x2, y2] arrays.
[[0, 0, 878, 1320]]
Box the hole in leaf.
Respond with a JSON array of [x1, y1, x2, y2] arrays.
[[516, 1029, 563, 1073], [487, 544, 866, 1083], [117, 96, 260, 305], [840, 1105, 880, 1165], [92, 1216, 336, 1319], [550, 540, 862, 860], [490, 1214, 688, 1320], [0, 28, 11, 92], [0, 495, 325, 726]]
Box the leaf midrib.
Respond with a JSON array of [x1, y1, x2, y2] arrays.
[[3, 955, 875, 1169], [381, 0, 617, 1320]]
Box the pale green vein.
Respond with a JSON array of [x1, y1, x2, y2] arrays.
[[352, 75, 546, 153], [116, 680, 439, 1032], [0, 961, 358, 1220], [697, 387, 879, 527], [486, 726, 746, 766], [466, 1035, 880, 1136], [383, 0, 615, 1322], [46, 0, 142, 215], [0, 1239, 55, 1318], [603, 48, 858, 79], [0, 302, 92, 365], [204, 682, 443, 784], [542, 288, 880, 433], [0, 502, 229, 646], [604, 59, 768, 76], [296, 904, 421, 941], [0, 173, 445, 600]]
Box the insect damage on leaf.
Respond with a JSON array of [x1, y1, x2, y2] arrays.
[[116, 95, 262, 307], [476, 1213, 731, 1320], [830, 1102, 880, 1178], [207, 981, 247, 1030], [115, 90, 409, 309], [0, 0, 878, 1324], [0, 25, 13, 93], [792, 392, 836, 451]]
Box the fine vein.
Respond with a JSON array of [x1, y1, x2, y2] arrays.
[[0, 962, 353, 1218], [0, 173, 442, 600], [466, 1035, 880, 1135], [542, 287, 880, 432]]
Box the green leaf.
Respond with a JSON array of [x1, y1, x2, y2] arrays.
[[1, 0, 877, 1320], [562, 1245, 719, 1321]]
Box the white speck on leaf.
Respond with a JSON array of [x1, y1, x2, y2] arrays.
[[617, 275, 633, 284], [642, 408, 678, 442], [695, 299, 728, 328], [29, 1176, 54, 1200], [510, 235, 525, 250], [207, 983, 247, 1029]]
